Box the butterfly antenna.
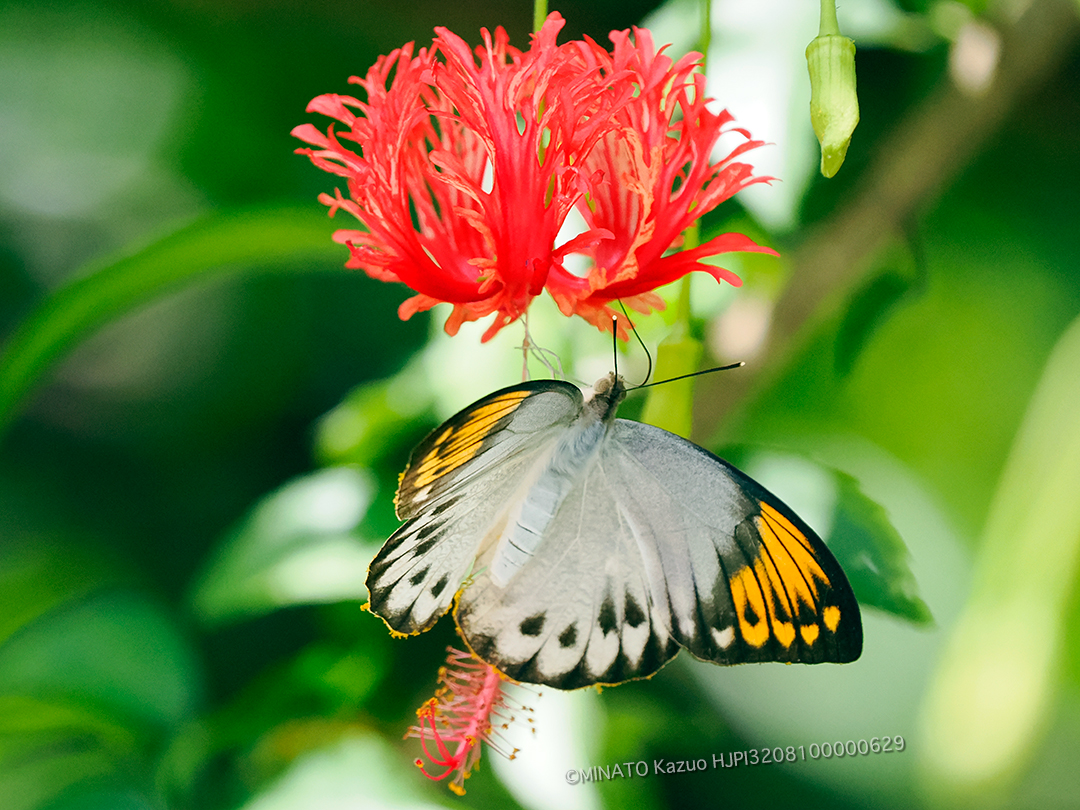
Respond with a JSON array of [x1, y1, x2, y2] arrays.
[[610, 316, 619, 378], [631, 361, 745, 390], [616, 300, 653, 385]]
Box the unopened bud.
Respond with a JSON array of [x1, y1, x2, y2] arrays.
[[806, 34, 859, 178]]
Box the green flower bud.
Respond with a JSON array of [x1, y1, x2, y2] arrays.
[[806, 33, 859, 178]]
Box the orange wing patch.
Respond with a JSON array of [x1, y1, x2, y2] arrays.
[[725, 502, 846, 654], [753, 501, 847, 651], [823, 605, 841, 633], [729, 566, 770, 648], [407, 390, 531, 491], [756, 502, 831, 613]]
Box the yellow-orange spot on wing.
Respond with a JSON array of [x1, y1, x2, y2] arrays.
[[823, 605, 841, 633], [756, 503, 831, 612], [408, 391, 530, 489], [800, 624, 820, 646], [751, 556, 796, 648], [773, 620, 796, 648], [730, 566, 770, 648]]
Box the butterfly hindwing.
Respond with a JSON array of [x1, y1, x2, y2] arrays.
[[454, 457, 681, 689], [366, 381, 584, 635]]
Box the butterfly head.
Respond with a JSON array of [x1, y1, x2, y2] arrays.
[[587, 373, 628, 423]]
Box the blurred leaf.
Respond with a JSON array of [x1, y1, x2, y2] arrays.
[[0, 694, 147, 810], [0, 540, 117, 647], [920, 311, 1080, 803], [314, 371, 435, 468], [0, 205, 341, 440], [834, 272, 913, 376], [0, 731, 117, 810], [238, 732, 453, 810], [40, 789, 157, 810], [0, 694, 137, 753], [828, 471, 933, 624], [834, 237, 923, 376], [192, 467, 379, 625], [0, 590, 201, 731]]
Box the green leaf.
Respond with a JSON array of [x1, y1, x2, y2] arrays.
[[0, 540, 117, 647], [0, 205, 341, 440], [41, 789, 157, 810], [191, 467, 379, 625], [0, 705, 120, 810], [834, 271, 912, 376], [0, 590, 202, 731], [237, 732, 456, 810], [314, 372, 435, 468], [828, 471, 933, 624], [920, 310, 1080, 802], [833, 239, 922, 376]]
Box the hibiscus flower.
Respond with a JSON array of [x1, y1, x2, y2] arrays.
[[293, 12, 775, 341]]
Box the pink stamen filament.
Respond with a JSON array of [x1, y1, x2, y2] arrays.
[[407, 649, 526, 794]]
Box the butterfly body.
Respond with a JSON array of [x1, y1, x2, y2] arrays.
[[490, 374, 624, 586], [367, 374, 862, 689]]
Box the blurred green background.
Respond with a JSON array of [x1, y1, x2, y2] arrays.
[[2, 0, 1079, 808]]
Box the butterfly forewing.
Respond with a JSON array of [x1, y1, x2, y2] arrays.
[[366, 381, 584, 636], [395, 381, 583, 520], [609, 420, 863, 666]]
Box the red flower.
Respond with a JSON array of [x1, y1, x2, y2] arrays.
[[407, 647, 530, 795], [293, 13, 775, 341]]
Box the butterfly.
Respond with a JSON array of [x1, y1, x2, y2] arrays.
[[366, 373, 862, 689]]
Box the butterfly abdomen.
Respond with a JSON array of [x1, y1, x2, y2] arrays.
[[488, 410, 611, 587]]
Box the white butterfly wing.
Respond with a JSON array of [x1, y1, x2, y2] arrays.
[[455, 418, 862, 688], [455, 455, 678, 688], [366, 381, 584, 635]]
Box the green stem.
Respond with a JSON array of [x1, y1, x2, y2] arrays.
[[697, 0, 712, 61], [819, 0, 840, 36], [533, 0, 548, 34], [674, 222, 700, 335]]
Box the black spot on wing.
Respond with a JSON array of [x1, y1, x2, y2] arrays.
[[625, 594, 646, 628], [414, 536, 439, 556], [520, 614, 545, 637], [490, 623, 681, 690], [598, 596, 617, 634], [408, 566, 430, 587], [431, 499, 457, 517], [365, 581, 391, 617], [558, 625, 578, 648], [431, 574, 450, 598], [741, 594, 760, 627]]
